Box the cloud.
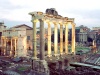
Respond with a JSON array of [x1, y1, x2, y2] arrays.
[[0, 0, 100, 28]]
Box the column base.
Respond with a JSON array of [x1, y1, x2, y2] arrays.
[[10, 51, 12, 57], [14, 55, 17, 57], [39, 60, 49, 75], [47, 54, 52, 57], [54, 54, 59, 57], [53, 54, 60, 60], [71, 52, 75, 55], [4, 49, 6, 56], [31, 59, 49, 75], [60, 53, 64, 55], [46, 55, 52, 60], [31, 57, 38, 60], [64, 52, 68, 55]]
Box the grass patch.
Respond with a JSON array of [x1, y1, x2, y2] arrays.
[[17, 67, 28, 71]]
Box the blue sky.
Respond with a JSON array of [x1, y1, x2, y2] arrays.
[[0, 0, 100, 29]]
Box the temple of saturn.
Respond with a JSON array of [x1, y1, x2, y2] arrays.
[[29, 9, 76, 75]]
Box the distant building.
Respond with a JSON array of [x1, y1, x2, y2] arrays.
[[89, 27, 100, 44], [11, 24, 33, 50], [69, 25, 90, 43], [1, 28, 27, 57], [0, 22, 6, 55], [92, 27, 100, 30], [0, 23, 49, 57]]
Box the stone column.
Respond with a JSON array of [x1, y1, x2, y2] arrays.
[[32, 20, 37, 59], [60, 23, 63, 55], [47, 22, 51, 57], [1, 37, 2, 55], [1, 37, 2, 46], [83, 33, 84, 43], [4, 38, 6, 55], [4, 39, 5, 46], [39, 19, 45, 60], [86, 34, 87, 42], [54, 22, 58, 56], [71, 23, 76, 54], [65, 23, 68, 54], [14, 39, 17, 57], [10, 38, 12, 56]]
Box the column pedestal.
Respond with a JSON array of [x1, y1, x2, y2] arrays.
[[30, 60, 49, 75]]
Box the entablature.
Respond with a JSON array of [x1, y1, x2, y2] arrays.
[[29, 11, 74, 25]]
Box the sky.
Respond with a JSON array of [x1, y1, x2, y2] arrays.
[[0, 0, 100, 28]]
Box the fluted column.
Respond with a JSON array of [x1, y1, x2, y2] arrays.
[[10, 38, 12, 56], [71, 23, 76, 54], [14, 39, 17, 57], [40, 19, 45, 60], [65, 23, 68, 54], [60, 24, 63, 55], [47, 22, 51, 57], [54, 22, 58, 56], [32, 20, 37, 59]]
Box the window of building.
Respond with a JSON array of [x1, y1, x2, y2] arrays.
[[27, 36, 30, 40]]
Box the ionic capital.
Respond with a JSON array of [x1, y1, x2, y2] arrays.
[[31, 19, 38, 23], [53, 22, 58, 25], [59, 22, 63, 26], [71, 22, 76, 27], [39, 19, 44, 22]]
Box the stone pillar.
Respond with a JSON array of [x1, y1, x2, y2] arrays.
[[4, 38, 6, 55], [32, 20, 37, 59], [65, 23, 68, 54], [54, 22, 58, 56], [86, 34, 87, 42], [83, 33, 84, 43], [1, 37, 2, 46], [14, 39, 17, 57], [10, 38, 12, 56], [39, 19, 45, 60], [1, 37, 2, 55], [47, 22, 51, 57], [4, 38, 6, 46], [60, 24, 63, 55], [71, 23, 76, 54]]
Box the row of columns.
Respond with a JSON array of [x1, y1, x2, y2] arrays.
[[48, 22, 75, 56], [1, 37, 17, 57], [79, 33, 87, 43], [32, 19, 75, 60]]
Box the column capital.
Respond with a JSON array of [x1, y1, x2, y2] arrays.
[[71, 22, 76, 27], [53, 22, 58, 25], [31, 19, 38, 23], [64, 22, 68, 25], [59, 23, 63, 26], [46, 21, 52, 25], [39, 19, 44, 22]]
